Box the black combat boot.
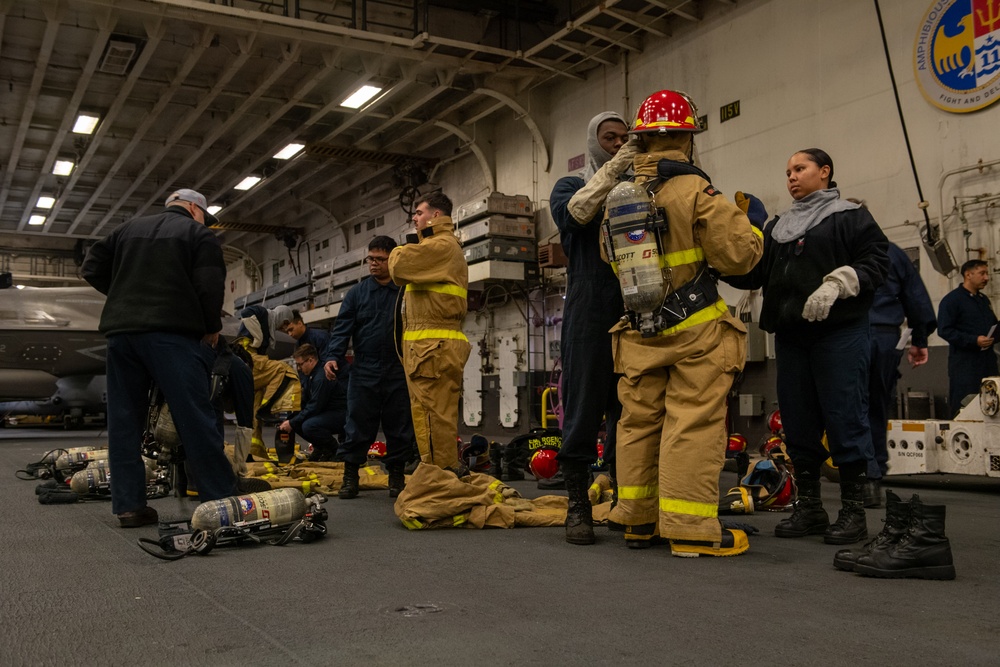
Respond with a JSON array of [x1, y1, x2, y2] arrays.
[[824, 481, 869, 545], [338, 462, 360, 499], [854, 495, 956, 580], [774, 477, 829, 538], [488, 441, 504, 479], [387, 463, 406, 498], [562, 461, 595, 545], [834, 490, 910, 571], [863, 478, 882, 508], [501, 442, 526, 481]]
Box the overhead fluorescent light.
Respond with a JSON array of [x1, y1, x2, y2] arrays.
[[36, 196, 55, 209], [234, 176, 261, 191], [207, 205, 222, 216], [72, 113, 100, 134], [53, 160, 74, 176], [340, 85, 382, 109], [273, 143, 304, 160], [28, 215, 46, 226]]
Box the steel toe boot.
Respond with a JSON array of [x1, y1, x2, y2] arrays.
[[338, 462, 360, 499], [834, 490, 910, 571], [671, 528, 750, 558], [774, 478, 829, 537], [387, 463, 406, 498], [824, 481, 868, 545], [562, 461, 595, 545], [854, 495, 956, 580]]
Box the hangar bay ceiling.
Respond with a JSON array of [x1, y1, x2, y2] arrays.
[[0, 0, 736, 283]]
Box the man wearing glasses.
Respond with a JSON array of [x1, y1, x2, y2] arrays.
[[324, 236, 416, 498]]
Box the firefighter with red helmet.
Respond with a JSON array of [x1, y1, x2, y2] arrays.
[[606, 90, 764, 557]]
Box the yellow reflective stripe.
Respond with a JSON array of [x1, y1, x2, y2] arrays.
[[402, 518, 424, 530], [618, 484, 658, 500], [362, 466, 378, 476], [663, 247, 704, 267], [453, 514, 466, 526], [302, 481, 313, 493], [402, 329, 469, 342], [262, 474, 280, 481], [252, 438, 264, 446], [659, 496, 719, 518], [307, 473, 320, 481], [264, 463, 277, 473], [610, 261, 620, 276], [489, 480, 504, 504], [406, 282, 468, 299], [656, 299, 728, 337], [750, 225, 764, 239]]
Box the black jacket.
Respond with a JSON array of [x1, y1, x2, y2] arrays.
[[81, 206, 225, 337], [725, 207, 888, 336], [869, 242, 937, 346]]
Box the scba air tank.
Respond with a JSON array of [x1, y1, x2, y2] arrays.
[[41, 446, 97, 465], [191, 488, 306, 531], [603, 181, 668, 330], [154, 404, 181, 451], [70, 459, 155, 494], [54, 448, 109, 473]]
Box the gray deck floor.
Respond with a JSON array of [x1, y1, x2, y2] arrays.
[[2, 426, 997, 666]]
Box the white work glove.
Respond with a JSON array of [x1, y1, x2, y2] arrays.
[[567, 136, 641, 224], [801, 266, 860, 322]]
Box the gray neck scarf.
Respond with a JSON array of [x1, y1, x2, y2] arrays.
[[771, 188, 858, 243], [581, 111, 628, 182]]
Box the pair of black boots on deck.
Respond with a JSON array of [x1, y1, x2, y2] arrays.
[[774, 477, 869, 545], [834, 490, 956, 579]]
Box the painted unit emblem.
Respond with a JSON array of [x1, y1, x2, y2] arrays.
[[914, 0, 1000, 112], [625, 230, 648, 244], [239, 497, 256, 515]]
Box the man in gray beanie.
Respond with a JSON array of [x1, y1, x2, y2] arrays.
[[548, 112, 639, 545]]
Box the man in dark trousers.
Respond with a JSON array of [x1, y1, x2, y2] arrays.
[[938, 259, 998, 416], [866, 241, 936, 494], [82, 188, 240, 527], [324, 235, 416, 498], [279, 344, 347, 462], [548, 111, 638, 545]]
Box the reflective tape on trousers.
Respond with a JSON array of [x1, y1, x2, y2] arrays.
[[405, 282, 468, 299], [659, 496, 719, 518], [618, 484, 658, 500], [402, 329, 469, 342]]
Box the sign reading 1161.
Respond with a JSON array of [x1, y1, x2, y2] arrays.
[[720, 100, 740, 123]]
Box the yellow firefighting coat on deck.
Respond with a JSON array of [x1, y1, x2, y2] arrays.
[[608, 148, 763, 544], [248, 351, 301, 459], [388, 215, 471, 470]]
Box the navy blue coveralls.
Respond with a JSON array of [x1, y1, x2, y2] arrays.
[[297, 327, 330, 360], [867, 243, 936, 477], [289, 361, 347, 457], [549, 176, 624, 469], [324, 276, 416, 467], [938, 285, 999, 416]]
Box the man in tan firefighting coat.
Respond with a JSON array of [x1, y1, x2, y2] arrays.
[[605, 90, 764, 557], [388, 191, 471, 474]]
